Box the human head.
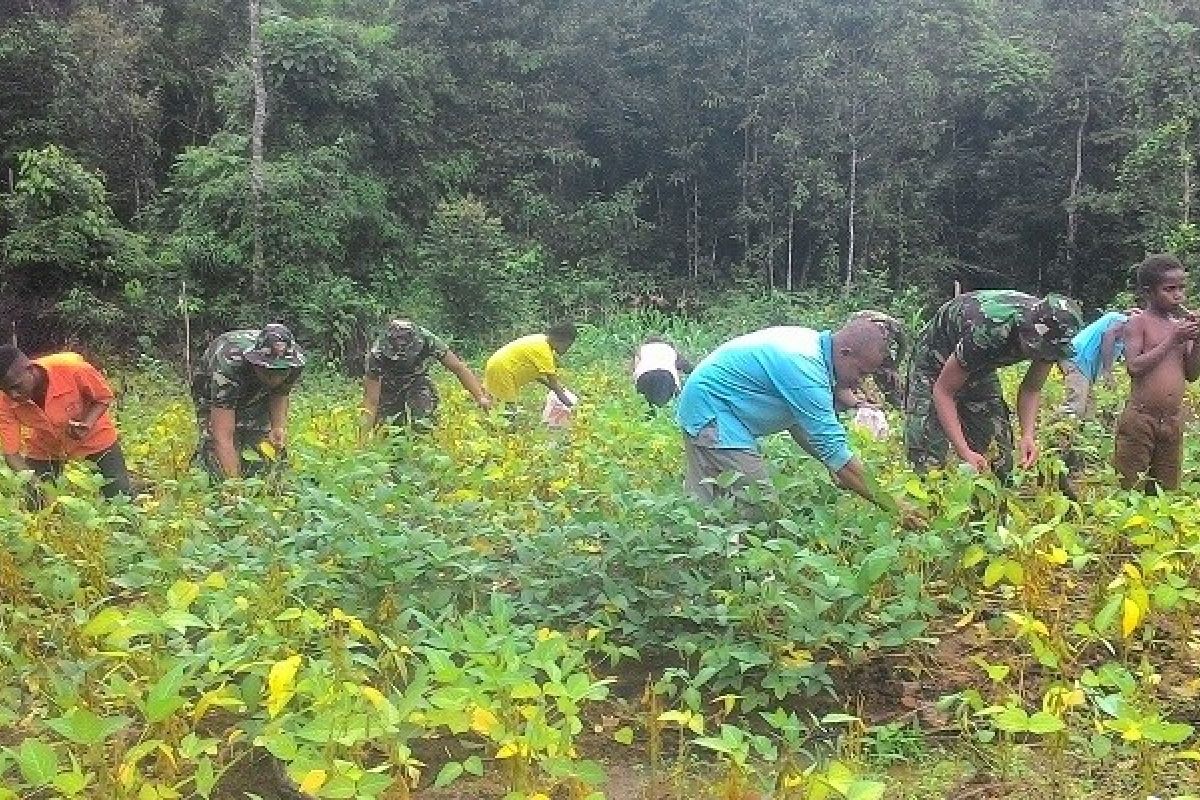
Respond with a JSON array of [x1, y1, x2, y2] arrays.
[[1016, 294, 1082, 362], [1136, 254, 1188, 314], [380, 318, 425, 362], [830, 318, 891, 390], [0, 345, 39, 401], [846, 310, 907, 405], [244, 323, 305, 388], [547, 321, 577, 354], [244, 323, 305, 368]]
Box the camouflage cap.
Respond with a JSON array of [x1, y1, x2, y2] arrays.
[[1018, 294, 1083, 362], [243, 323, 306, 369], [378, 318, 425, 362], [846, 309, 908, 406]]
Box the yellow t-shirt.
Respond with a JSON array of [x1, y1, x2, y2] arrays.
[[484, 334, 556, 402]]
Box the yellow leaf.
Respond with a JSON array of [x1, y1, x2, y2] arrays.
[[495, 741, 520, 759], [266, 655, 302, 718], [1121, 596, 1143, 639], [259, 441, 277, 461], [1121, 515, 1148, 530], [298, 769, 327, 794], [1043, 547, 1069, 566], [360, 686, 387, 710], [470, 706, 500, 735], [203, 572, 227, 589]]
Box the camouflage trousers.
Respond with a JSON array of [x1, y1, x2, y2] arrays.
[[194, 414, 283, 480], [377, 375, 439, 431], [903, 356, 1014, 478]]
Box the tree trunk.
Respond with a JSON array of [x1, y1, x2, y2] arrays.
[[1183, 128, 1193, 226], [786, 205, 794, 291], [248, 0, 267, 302], [766, 193, 775, 294], [740, 0, 755, 268], [1066, 77, 1089, 295], [844, 143, 858, 297]]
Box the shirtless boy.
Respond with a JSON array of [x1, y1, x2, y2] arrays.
[[1115, 254, 1200, 491]]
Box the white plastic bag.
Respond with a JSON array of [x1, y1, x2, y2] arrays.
[[851, 406, 890, 439], [541, 390, 579, 429]]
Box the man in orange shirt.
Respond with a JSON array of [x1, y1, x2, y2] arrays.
[[0, 345, 131, 500]]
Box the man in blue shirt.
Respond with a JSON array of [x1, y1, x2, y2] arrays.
[[1059, 310, 1131, 420], [677, 318, 922, 526]]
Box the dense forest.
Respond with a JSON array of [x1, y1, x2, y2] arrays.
[[1, 0, 1198, 355]]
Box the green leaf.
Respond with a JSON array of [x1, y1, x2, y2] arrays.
[[843, 780, 887, 800], [46, 707, 131, 747], [52, 766, 90, 797], [17, 738, 58, 787], [1025, 712, 1065, 734], [433, 761, 463, 788], [82, 608, 125, 638], [613, 726, 634, 745], [144, 662, 189, 723], [166, 579, 200, 610], [194, 756, 217, 799], [961, 544, 987, 568], [462, 755, 484, 776], [1144, 720, 1194, 744]]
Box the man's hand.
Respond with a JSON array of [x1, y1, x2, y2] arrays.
[[1018, 434, 1038, 469], [1170, 318, 1200, 343], [959, 449, 991, 473], [1101, 372, 1116, 389], [66, 419, 93, 440], [898, 501, 928, 531], [267, 427, 287, 451], [476, 392, 494, 411]]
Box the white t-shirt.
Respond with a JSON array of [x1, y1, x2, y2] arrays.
[[633, 341, 681, 383]]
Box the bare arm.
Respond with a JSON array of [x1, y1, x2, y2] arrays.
[[1124, 316, 1197, 376], [1014, 360, 1053, 468], [67, 397, 109, 440], [267, 393, 289, 448], [1186, 339, 1200, 382], [208, 408, 241, 478], [441, 351, 491, 407], [834, 386, 861, 411], [361, 374, 382, 435], [830, 456, 878, 504], [540, 374, 574, 407], [931, 355, 986, 470]]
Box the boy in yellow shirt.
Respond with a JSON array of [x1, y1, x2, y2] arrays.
[[484, 323, 577, 416]]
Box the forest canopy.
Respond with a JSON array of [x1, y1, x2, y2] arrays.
[[1, 0, 1197, 354]]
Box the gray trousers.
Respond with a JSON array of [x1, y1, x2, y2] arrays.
[[683, 424, 768, 504]]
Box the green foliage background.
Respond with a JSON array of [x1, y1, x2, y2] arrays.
[[1, 0, 1199, 354]]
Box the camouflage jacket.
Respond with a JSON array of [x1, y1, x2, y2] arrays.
[[191, 330, 302, 422], [364, 324, 449, 385], [916, 290, 1062, 375]]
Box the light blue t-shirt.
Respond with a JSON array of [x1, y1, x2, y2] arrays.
[[676, 327, 853, 471], [1068, 311, 1128, 382]]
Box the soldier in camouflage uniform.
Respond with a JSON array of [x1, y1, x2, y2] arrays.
[[191, 324, 305, 479], [361, 319, 491, 435], [903, 291, 1082, 477]]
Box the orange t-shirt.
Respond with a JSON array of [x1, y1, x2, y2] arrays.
[[0, 353, 119, 460]]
